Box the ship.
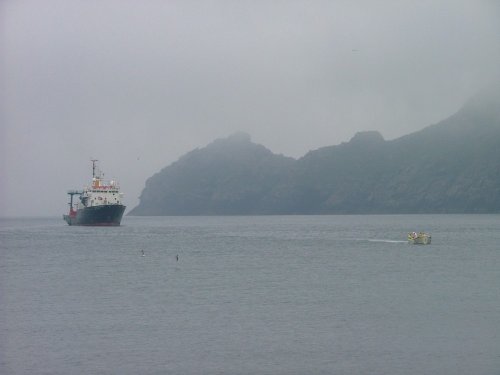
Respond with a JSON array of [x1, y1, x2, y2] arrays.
[[63, 160, 126, 226]]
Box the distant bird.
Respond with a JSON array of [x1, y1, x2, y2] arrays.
[[176, 254, 179, 262], [141, 249, 145, 257]]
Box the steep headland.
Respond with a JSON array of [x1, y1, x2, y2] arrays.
[[129, 86, 500, 215]]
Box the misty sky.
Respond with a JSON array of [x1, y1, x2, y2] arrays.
[[1, 0, 500, 217]]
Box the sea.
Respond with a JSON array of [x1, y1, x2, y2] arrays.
[[1, 215, 499, 375]]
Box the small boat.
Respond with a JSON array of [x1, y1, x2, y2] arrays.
[[408, 232, 431, 245]]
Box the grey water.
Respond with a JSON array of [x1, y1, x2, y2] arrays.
[[1, 215, 499, 375]]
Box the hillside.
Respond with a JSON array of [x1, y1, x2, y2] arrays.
[[128, 132, 295, 215], [129, 86, 500, 215]]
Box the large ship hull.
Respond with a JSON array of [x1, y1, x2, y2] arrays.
[[63, 204, 126, 226]]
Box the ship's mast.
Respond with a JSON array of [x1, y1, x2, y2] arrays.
[[91, 159, 98, 178]]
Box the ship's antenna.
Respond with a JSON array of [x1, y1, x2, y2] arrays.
[[91, 159, 98, 178]]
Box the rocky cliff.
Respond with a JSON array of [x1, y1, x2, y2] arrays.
[[129, 86, 500, 215]]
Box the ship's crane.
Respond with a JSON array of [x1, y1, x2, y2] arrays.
[[67, 190, 83, 211]]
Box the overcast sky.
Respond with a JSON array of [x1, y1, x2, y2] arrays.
[[1, 0, 499, 217]]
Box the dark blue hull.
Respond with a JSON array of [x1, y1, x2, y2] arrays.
[[63, 205, 126, 226]]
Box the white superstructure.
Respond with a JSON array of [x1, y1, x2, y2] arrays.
[[75, 161, 124, 209], [77, 178, 124, 209]]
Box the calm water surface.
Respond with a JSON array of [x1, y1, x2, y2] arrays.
[[1, 215, 499, 375]]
